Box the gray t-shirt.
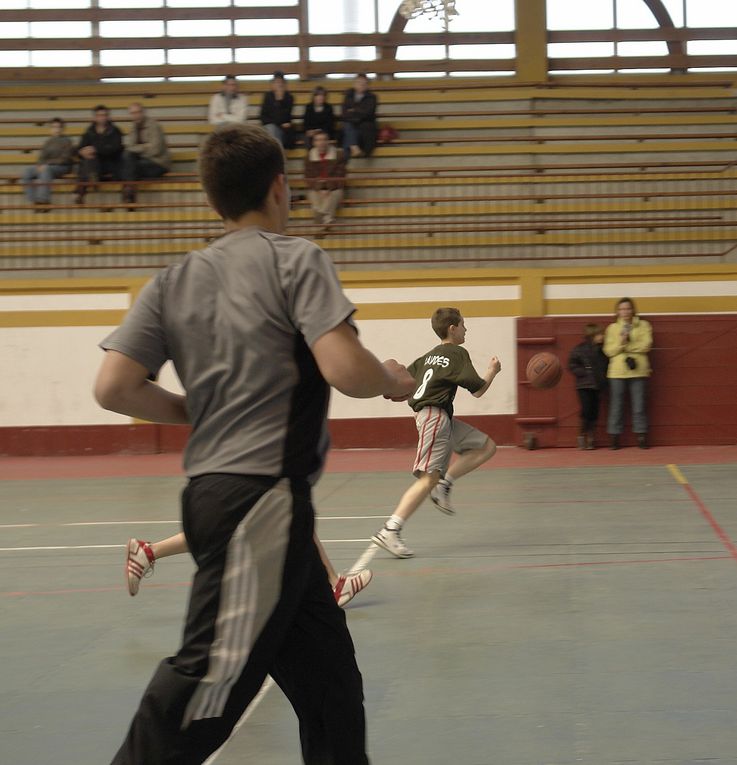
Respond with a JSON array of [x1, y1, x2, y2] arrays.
[[101, 227, 355, 481]]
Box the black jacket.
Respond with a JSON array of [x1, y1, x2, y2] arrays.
[[568, 340, 608, 390], [341, 89, 377, 125], [78, 123, 123, 160], [303, 102, 336, 138], [260, 91, 294, 126]]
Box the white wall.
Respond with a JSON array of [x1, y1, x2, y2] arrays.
[[0, 317, 517, 427]]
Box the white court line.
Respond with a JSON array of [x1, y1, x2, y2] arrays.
[[0, 516, 385, 530], [0, 538, 372, 552], [0, 544, 125, 552], [206, 541, 378, 764]]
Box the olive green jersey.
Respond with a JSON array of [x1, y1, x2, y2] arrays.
[[407, 343, 485, 417]]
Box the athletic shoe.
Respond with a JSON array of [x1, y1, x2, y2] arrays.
[[333, 569, 373, 608], [126, 538, 155, 596], [371, 527, 414, 558], [430, 478, 455, 515]]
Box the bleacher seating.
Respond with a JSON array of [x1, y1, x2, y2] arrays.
[[1, 76, 737, 274]]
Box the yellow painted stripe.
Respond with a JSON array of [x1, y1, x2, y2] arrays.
[[667, 464, 688, 485], [354, 299, 517, 321], [0, 309, 126, 328]]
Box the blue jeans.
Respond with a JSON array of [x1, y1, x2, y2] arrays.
[[263, 123, 284, 143], [342, 122, 359, 153], [607, 377, 648, 435], [22, 163, 69, 203]]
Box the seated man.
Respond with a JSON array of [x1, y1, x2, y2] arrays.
[[75, 105, 123, 204], [304, 130, 346, 226], [21, 117, 73, 209], [208, 75, 248, 127], [341, 73, 378, 159], [259, 71, 295, 148], [120, 102, 171, 204]]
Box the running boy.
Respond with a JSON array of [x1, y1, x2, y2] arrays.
[[372, 307, 501, 558]]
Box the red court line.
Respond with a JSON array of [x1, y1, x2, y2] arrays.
[[682, 481, 737, 564], [1, 554, 729, 598]]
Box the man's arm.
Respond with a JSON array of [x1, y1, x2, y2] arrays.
[[472, 356, 502, 398], [94, 350, 188, 424], [311, 321, 414, 399]]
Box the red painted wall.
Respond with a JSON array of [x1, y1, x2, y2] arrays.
[[517, 314, 737, 448]]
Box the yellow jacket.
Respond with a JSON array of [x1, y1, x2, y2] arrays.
[[603, 316, 653, 378]]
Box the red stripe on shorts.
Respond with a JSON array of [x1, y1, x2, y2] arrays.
[[422, 408, 443, 473]]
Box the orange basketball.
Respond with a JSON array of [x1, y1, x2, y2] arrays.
[[526, 352, 562, 389]]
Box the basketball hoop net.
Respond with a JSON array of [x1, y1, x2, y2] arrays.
[[399, 0, 458, 24]]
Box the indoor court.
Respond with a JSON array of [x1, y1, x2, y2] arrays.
[[3, 445, 737, 765]]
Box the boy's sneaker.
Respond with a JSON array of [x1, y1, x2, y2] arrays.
[[371, 527, 414, 558], [333, 569, 373, 608], [126, 538, 155, 596], [430, 479, 455, 515]]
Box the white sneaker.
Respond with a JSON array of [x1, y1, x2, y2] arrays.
[[333, 569, 373, 607], [371, 527, 414, 558], [126, 538, 155, 596], [430, 479, 455, 515]]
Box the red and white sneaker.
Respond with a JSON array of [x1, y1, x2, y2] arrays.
[[126, 538, 156, 596], [333, 569, 373, 608]]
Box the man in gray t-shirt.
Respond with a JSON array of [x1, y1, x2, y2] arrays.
[[95, 124, 413, 765]]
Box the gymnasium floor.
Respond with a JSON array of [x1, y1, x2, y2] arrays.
[[2, 445, 737, 765]]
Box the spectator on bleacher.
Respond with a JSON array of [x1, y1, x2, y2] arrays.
[[208, 75, 248, 127], [303, 86, 336, 149], [341, 73, 378, 159], [75, 105, 123, 204], [304, 129, 346, 227], [120, 103, 171, 204], [260, 71, 295, 148], [21, 117, 73, 209]]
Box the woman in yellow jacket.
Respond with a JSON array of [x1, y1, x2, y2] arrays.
[[603, 297, 653, 450]]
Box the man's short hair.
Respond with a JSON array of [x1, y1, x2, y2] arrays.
[[584, 323, 603, 339], [223, 74, 235, 81], [272, 70, 285, 80], [50, 117, 64, 127], [94, 105, 108, 113], [356, 73, 368, 80], [431, 307, 462, 340], [199, 124, 285, 222]]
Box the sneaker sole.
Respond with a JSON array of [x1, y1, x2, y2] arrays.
[[429, 494, 455, 516], [125, 537, 140, 597], [370, 533, 414, 559]]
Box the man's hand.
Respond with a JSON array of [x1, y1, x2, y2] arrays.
[[382, 359, 415, 401], [79, 146, 96, 160], [488, 356, 502, 375], [37, 164, 47, 172]]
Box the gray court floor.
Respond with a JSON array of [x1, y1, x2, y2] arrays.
[[2, 462, 737, 764]]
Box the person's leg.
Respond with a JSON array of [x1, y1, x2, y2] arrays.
[[607, 377, 625, 448], [372, 407, 451, 558], [430, 420, 496, 515], [630, 377, 648, 447], [307, 190, 322, 222], [76, 157, 99, 201], [264, 123, 283, 143], [342, 122, 359, 155], [21, 166, 37, 203], [323, 189, 343, 223], [269, 536, 369, 765], [576, 388, 588, 448], [112, 474, 316, 765], [585, 389, 600, 448]]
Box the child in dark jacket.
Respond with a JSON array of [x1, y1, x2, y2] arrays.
[[568, 323, 608, 449]]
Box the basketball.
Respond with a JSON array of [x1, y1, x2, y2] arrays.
[[526, 352, 562, 389]]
